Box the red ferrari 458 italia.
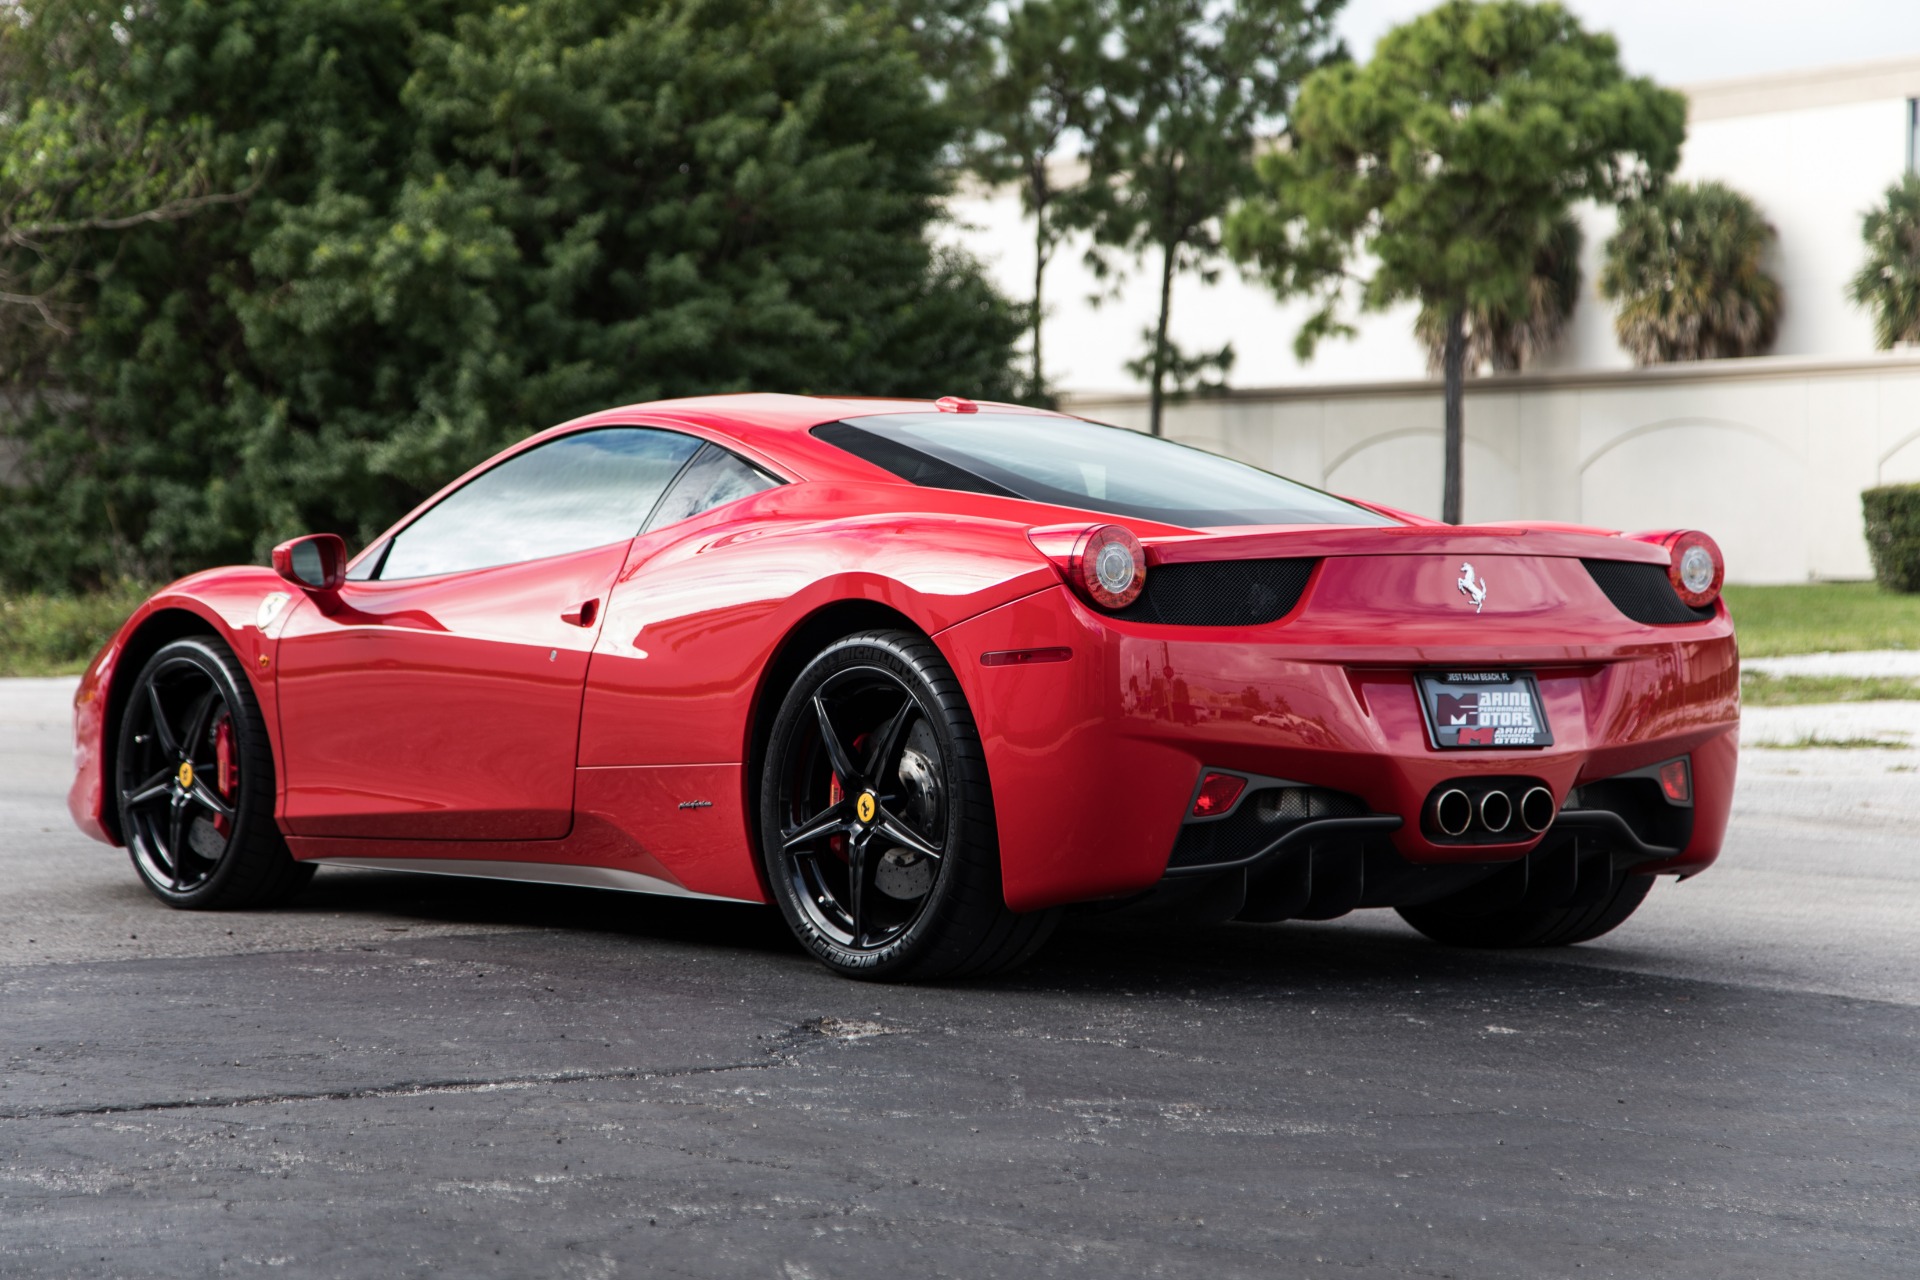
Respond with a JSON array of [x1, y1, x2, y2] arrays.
[[69, 394, 1738, 980]]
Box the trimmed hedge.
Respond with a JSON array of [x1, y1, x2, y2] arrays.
[[1863, 484, 1920, 593]]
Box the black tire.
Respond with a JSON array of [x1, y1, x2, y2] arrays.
[[1395, 869, 1655, 949], [115, 636, 313, 909], [759, 629, 1057, 981]]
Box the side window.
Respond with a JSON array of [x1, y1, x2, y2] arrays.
[[643, 443, 781, 532], [345, 540, 387, 582], [379, 428, 702, 580]]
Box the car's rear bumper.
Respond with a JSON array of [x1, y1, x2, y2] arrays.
[[939, 584, 1738, 913]]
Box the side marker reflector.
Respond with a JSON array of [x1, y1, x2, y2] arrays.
[[1191, 772, 1247, 818], [1658, 758, 1691, 804], [980, 647, 1073, 667]]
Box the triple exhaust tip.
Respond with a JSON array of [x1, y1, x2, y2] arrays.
[[1479, 789, 1513, 834], [1434, 788, 1474, 836], [1434, 785, 1558, 837], [1520, 786, 1556, 833]]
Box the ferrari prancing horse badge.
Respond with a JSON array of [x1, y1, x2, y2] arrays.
[[1457, 562, 1487, 613]]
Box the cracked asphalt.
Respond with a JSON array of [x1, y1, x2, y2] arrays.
[[3, 678, 1917, 1278]]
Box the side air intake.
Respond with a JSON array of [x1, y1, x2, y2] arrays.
[[1112, 558, 1316, 627], [1582, 559, 1714, 625]]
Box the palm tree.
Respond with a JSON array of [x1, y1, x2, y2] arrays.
[[1848, 172, 1920, 349], [1600, 181, 1782, 364], [1415, 214, 1583, 374]]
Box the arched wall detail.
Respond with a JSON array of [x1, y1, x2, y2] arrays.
[[1580, 420, 1805, 582], [1578, 415, 1800, 475], [1876, 427, 1920, 482], [1323, 426, 1441, 481], [1325, 431, 1519, 523]]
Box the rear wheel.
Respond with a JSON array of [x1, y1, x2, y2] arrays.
[[115, 636, 312, 909], [759, 630, 1056, 981], [1395, 869, 1655, 948]]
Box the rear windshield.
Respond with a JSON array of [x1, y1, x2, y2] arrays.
[[814, 413, 1394, 528]]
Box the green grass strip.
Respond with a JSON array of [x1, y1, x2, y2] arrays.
[[1741, 672, 1920, 706], [1748, 734, 1910, 751], [1724, 582, 1920, 657]]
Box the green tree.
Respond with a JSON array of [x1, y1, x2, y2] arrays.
[[884, 0, 998, 99], [1413, 213, 1582, 374], [0, 0, 1024, 591], [1601, 179, 1781, 364], [1847, 172, 1920, 350], [1077, 0, 1344, 436], [1, 0, 454, 586], [970, 0, 1105, 397], [1226, 0, 1683, 523], [0, 2, 264, 382]]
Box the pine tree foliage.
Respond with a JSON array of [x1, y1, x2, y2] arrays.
[[0, 0, 1024, 590], [1600, 180, 1782, 364], [1848, 172, 1920, 350]]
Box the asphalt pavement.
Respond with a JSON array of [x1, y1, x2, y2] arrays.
[[2, 676, 1916, 1278]]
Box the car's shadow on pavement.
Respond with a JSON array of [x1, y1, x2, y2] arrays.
[[286, 866, 802, 954], [283, 865, 1651, 1003]]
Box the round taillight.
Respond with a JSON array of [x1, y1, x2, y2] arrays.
[[1663, 530, 1724, 608], [1075, 525, 1146, 610]]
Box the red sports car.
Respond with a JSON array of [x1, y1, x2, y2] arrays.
[[69, 395, 1738, 980]]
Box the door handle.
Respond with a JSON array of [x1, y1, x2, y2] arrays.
[[561, 599, 599, 628]]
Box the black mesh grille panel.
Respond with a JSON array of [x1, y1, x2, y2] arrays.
[[1582, 559, 1714, 625], [1167, 786, 1369, 869], [1113, 558, 1317, 626]]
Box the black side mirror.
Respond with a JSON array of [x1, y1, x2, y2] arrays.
[[272, 533, 348, 593]]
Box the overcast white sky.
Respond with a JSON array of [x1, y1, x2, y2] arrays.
[[1337, 0, 1920, 84]]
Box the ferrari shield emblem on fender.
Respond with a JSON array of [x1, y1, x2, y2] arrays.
[[255, 591, 292, 630], [856, 792, 877, 824], [1457, 562, 1487, 613]]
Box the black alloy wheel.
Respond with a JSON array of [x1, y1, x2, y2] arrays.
[[760, 630, 1057, 981], [116, 637, 312, 909]]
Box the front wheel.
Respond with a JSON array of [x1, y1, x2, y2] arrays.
[[1395, 868, 1655, 948], [759, 630, 1056, 981], [115, 636, 313, 909]]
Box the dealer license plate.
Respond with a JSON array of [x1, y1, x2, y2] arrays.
[[1416, 671, 1554, 749]]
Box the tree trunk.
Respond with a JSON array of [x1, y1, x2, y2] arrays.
[[1150, 239, 1175, 438], [1031, 196, 1046, 396], [1442, 304, 1466, 525]]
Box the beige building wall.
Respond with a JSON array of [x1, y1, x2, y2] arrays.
[[1066, 351, 1920, 585]]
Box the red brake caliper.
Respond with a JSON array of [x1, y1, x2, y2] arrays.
[[826, 773, 846, 861], [213, 715, 237, 837]]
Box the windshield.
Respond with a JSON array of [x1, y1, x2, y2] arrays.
[[814, 413, 1394, 528]]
